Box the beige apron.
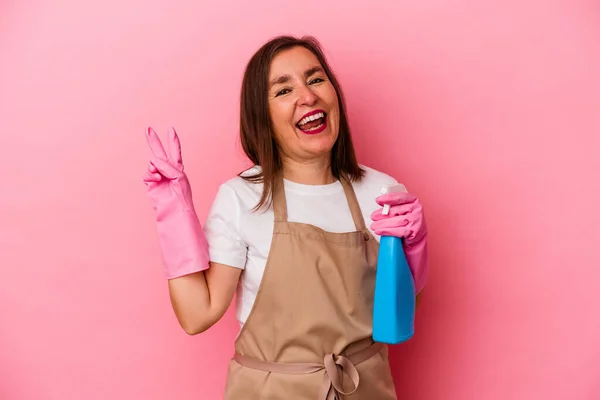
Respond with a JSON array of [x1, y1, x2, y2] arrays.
[[224, 174, 397, 400]]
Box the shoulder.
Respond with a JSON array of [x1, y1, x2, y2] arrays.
[[221, 165, 263, 195], [351, 165, 407, 215], [209, 165, 263, 212], [354, 164, 406, 193]]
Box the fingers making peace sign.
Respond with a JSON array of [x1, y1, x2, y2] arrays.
[[143, 126, 194, 213], [143, 126, 185, 183]]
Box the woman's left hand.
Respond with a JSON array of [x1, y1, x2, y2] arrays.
[[370, 191, 427, 246], [371, 190, 429, 294]]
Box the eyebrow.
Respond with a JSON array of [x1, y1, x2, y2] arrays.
[[269, 66, 324, 88]]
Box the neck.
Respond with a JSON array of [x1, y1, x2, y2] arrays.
[[281, 155, 335, 185]]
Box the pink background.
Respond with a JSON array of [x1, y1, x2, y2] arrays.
[[1, 0, 599, 399]]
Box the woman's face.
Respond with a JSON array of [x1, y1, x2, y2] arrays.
[[268, 46, 340, 163]]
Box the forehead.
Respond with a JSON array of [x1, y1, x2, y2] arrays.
[[269, 46, 322, 78]]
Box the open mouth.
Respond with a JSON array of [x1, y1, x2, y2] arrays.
[[296, 110, 327, 134]]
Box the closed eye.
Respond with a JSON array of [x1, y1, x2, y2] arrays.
[[274, 77, 325, 97], [275, 88, 291, 97]]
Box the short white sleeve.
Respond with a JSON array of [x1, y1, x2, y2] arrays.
[[203, 184, 248, 269]]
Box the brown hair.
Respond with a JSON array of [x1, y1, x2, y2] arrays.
[[239, 35, 364, 211]]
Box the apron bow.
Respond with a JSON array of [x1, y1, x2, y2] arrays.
[[233, 342, 384, 400], [320, 353, 360, 400]]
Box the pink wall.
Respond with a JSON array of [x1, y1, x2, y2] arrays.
[[1, 1, 599, 399]]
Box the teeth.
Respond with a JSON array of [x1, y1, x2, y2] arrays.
[[299, 112, 325, 126], [305, 123, 323, 131]]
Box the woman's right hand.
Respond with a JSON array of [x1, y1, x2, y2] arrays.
[[143, 127, 242, 335], [143, 126, 210, 279]]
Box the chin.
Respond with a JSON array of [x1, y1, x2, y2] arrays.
[[303, 136, 337, 156]]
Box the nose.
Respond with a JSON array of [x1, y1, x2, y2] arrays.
[[296, 84, 317, 107]]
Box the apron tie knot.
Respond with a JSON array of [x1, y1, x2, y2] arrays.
[[233, 342, 384, 400], [320, 353, 360, 400]]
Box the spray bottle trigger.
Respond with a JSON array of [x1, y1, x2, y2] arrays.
[[380, 183, 407, 216]]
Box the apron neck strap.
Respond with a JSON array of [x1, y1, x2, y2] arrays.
[[339, 175, 367, 232], [272, 172, 367, 232], [272, 172, 288, 222]]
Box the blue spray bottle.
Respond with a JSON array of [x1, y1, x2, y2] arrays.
[[372, 184, 416, 344]]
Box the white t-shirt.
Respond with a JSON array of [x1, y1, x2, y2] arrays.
[[203, 164, 404, 328]]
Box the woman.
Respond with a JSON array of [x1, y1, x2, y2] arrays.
[[143, 35, 428, 399]]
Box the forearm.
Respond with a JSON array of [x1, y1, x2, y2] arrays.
[[404, 238, 428, 295], [168, 272, 212, 335], [167, 263, 242, 335]]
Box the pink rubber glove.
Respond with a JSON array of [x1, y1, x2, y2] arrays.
[[143, 126, 210, 279], [370, 191, 428, 294]]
